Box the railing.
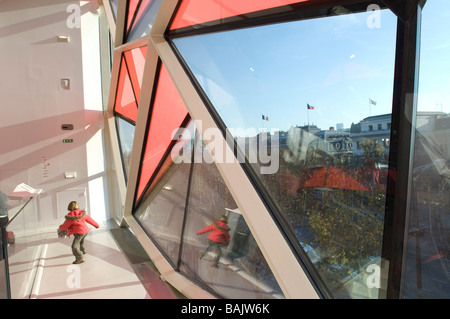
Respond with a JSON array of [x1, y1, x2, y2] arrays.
[[0, 193, 42, 299]]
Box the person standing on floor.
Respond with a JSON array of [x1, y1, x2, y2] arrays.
[[59, 201, 99, 264], [196, 215, 230, 268]]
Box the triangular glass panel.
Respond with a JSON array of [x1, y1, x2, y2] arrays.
[[127, 0, 163, 42], [114, 56, 138, 123], [123, 45, 147, 102]]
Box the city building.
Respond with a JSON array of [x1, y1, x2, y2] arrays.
[[350, 114, 391, 160]]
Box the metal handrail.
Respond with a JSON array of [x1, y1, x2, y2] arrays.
[[2, 197, 33, 228], [1, 196, 36, 299]]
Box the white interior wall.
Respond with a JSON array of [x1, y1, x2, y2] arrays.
[[0, 0, 109, 226]]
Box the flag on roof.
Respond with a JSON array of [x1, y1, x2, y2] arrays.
[[262, 114, 269, 121], [369, 99, 377, 105], [307, 103, 315, 110]]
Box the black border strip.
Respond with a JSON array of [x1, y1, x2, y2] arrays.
[[381, 1, 421, 299]]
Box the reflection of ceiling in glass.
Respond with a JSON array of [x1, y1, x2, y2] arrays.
[[136, 63, 190, 203], [170, 0, 308, 30]]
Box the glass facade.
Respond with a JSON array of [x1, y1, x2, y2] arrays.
[[108, 0, 450, 299], [136, 123, 285, 298], [135, 146, 191, 265], [173, 6, 396, 299]]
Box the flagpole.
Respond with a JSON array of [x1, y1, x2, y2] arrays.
[[369, 99, 376, 116], [307, 107, 310, 131], [307, 104, 312, 131]]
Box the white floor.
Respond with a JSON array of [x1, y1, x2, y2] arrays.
[[31, 227, 150, 299], [6, 220, 176, 299]]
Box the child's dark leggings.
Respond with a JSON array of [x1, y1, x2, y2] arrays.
[[72, 233, 87, 260], [200, 240, 222, 266]]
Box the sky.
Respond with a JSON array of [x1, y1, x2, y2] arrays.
[[173, 1, 449, 134], [417, 0, 450, 114]]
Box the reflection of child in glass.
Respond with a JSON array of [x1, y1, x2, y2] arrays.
[[59, 201, 99, 264], [196, 215, 230, 268]]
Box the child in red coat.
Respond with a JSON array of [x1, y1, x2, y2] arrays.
[[59, 201, 99, 264], [196, 215, 230, 268]]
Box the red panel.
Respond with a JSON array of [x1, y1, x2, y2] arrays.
[[123, 46, 147, 102], [170, 0, 309, 30], [136, 63, 189, 200], [141, 121, 193, 201], [114, 57, 138, 122]]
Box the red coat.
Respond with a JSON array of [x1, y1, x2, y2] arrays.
[[196, 221, 230, 245], [59, 209, 99, 236]]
